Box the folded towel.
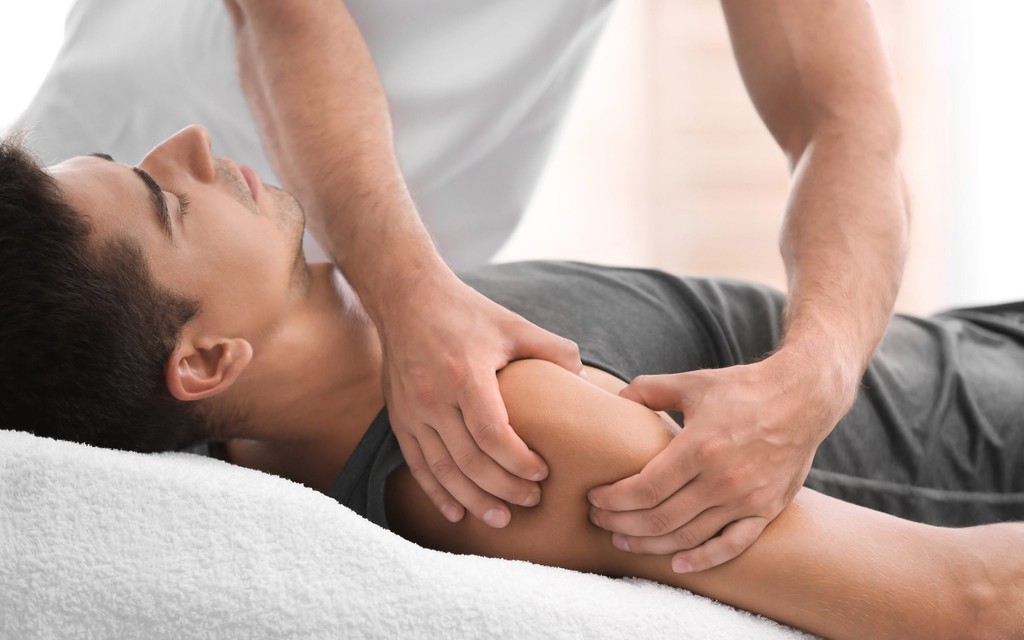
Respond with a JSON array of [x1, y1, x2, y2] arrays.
[[0, 429, 810, 639]]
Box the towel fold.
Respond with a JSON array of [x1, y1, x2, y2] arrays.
[[0, 429, 808, 639]]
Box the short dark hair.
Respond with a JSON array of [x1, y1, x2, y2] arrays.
[[0, 134, 208, 453]]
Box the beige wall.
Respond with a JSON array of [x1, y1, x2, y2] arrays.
[[495, 0, 949, 315]]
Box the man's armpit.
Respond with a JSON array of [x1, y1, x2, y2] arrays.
[[384, 359, 676, 575]]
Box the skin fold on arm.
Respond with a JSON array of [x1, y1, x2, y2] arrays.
[[385, 360, 1023, 640]]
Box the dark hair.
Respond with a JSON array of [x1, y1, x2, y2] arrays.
[[0, 134, 208, 453]]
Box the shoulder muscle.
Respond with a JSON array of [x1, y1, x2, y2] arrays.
[[385, 359, 675, 574]]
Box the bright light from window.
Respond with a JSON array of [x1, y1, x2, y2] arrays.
[[945, 1, 1024, 305], [0, 3, 77, 131]]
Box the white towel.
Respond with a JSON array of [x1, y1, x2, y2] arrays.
[[0, 429, 811, 639]]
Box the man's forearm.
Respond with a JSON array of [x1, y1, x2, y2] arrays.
[[776, 125, 909, 417], [719, 0, 910, 419], [227, 0, 445, 319]]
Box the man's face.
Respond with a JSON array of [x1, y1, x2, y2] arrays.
[[49, 125, 309, 344]]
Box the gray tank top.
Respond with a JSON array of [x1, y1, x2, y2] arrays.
[[329, 261, 787, 528], [197, 261, 1024, 529]]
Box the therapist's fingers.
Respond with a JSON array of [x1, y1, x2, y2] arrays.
[[587, 428, 699, 512], [439, 385, 545, 507], [618, 372, 696, 411], [511, 319, 585, 378], [394, 429, 463, 523], [455, 369, 549, 485], [587, 475, 715, 538], [416, 418, 513, 528], [599, 505, 732, 556], [670, 516, 768, 573]]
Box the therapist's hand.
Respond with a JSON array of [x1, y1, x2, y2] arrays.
[[380, 268, 584, 528], [587, 351, 853, 572]]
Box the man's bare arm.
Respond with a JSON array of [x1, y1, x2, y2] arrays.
[[386, 360, 1021, 640], [722, 0, 909, 392], [224, 0, 584, 528], [225, 0, 433, 286], [588, 0, 911, 572]]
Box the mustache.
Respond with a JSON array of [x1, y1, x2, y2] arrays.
[[215, 158, 256, 209]]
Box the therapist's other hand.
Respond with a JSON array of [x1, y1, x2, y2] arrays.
[[587, 352, 851, 572], [380, 269, 584, 528]]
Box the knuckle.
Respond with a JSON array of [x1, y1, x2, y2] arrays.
[[722, 534, 748, 559], [738, 489, 760, 511], [719, 467, 746, 493], [675, 526, 704, 550], [444, 357, 472, 383], [428, 457, 458, 482], [471, 421, 506, 448], [644, 509, 673, 536], [453, 448, 484, 474], [696, 437, 725, 463], [638, 478, 661, 509]]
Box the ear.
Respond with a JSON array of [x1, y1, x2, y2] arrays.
[[165, 337, 254, 402]]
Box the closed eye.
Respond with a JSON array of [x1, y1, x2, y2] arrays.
[[173, 192, 191, 218]]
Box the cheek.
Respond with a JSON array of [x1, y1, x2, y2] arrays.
[[175, 209, 295, 327], [211, 216, 292, 292]]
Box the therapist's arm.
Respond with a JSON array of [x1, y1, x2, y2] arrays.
[[588, 0, 910, 571], [223, 0, 584, 527]]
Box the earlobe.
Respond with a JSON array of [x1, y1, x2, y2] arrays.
[[166, 337, 254, 401]]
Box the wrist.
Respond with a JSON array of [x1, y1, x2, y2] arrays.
[[766, 343, 861, 425], [363, 255, 454, 328]]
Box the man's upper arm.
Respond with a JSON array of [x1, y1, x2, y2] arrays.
[[718, 0, 901, 159], [385, 359, 675, 575]]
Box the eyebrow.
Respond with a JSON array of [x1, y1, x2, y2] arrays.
[[89, 152, 173, 239]]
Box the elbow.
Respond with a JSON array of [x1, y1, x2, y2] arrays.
[[785, 98, 904, 172]]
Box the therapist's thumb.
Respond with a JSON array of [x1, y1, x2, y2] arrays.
[[619, 373, 689, 411], [513, 322, 585, 377]]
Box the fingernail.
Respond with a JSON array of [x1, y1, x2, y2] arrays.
[[588, 509, 599, 526], [579, 368, 589, 379], [441, 505, 461, 523], [587, 491, 600, 508], [522, 489, 540, 507], [612, 534, 630, 552], [672, 558, 692, 574], [531, 467, 549, 482], [484, 508, 509, 528]]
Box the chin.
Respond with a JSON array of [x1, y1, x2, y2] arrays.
[[267, 186, 306, 237]]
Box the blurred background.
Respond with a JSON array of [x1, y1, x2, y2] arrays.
[[4, 1, 1022, 314]]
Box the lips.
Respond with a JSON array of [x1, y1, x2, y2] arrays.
[[239, 163, 262, 201]]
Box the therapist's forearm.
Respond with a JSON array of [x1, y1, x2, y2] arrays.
[[777, 125, 909, 415], [227, 0, 445, 319]]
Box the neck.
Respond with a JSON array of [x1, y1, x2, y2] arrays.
[[218, 262, 384, 491]]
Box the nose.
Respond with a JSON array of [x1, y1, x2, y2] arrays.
[[139, 125, 217, 183]]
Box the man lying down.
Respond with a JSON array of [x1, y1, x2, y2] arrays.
[[1, 126, 1022, 639]]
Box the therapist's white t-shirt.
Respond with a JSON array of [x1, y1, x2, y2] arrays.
[[14, 0, 615, 269]]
